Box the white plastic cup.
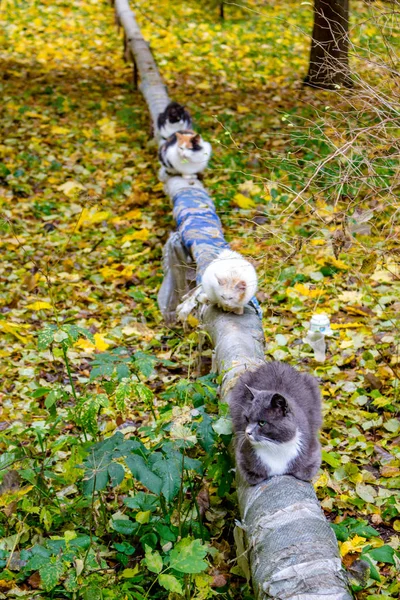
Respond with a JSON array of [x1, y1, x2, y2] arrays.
[[303, 331, 326, 363], [309, 313, 333, 336]]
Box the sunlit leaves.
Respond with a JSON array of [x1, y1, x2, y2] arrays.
[[169, 538, 208, 574]]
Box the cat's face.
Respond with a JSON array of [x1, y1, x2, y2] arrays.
[[176, 132, 201, 159], [243, 390, 296, 444], [215, 275, 246, 309]]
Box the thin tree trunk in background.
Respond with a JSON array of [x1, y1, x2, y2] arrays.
[[305, 0, 352, 89]]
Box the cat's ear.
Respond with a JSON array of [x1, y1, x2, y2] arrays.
[[244, 384, 260, 398], [271, 393, 288, 415], [235, 280, 247, 291], [191, 134, 201, 144], [175, 132, 184, 143], [215, 274, 226, 286]]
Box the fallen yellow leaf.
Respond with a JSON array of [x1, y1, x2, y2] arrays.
[[25, 301, 53, 311], [340, 535, 367, 557], [187, 314, 199, 327], [291, 283, 323, 299], [76, 207, 110, 229], [51, 125, 70, 135], [75, 333, 110, 353], [57, 180, 85, 197], [0, 321, 31, 343], [122, 228, 150, 243], [331, 322, 364, 329], [233, 193, 256, 209]]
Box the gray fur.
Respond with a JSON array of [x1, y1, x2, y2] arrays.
[[230, 362, 322, 485]]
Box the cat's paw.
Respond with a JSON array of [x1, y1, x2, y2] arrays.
[[158, 166, 168, 182], [244, 470, 268, 486]]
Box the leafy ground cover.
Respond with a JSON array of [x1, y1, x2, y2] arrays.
[[0, 0, 399, 599]]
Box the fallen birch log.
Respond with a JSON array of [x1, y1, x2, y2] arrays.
[[113, 2, 352, 598]]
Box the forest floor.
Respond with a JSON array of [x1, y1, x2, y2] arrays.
[[0, 0, 399, 599]]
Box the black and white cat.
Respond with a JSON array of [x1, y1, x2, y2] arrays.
[[157, 102, 192, 141], [230, 362, 322, 485], [158, 130, 212, 180]]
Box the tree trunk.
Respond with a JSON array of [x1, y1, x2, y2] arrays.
[[113, 2, 353, 597], [305, 0, 352, 89]]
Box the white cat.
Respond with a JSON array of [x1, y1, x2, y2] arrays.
[[201, 249, 258, 314], [159, 130, 212, 180], [177, 249, 258, 320]]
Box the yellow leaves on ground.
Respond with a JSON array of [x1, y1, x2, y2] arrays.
[[51, 125, 70, 135], [0, 485, 34, 508], [331, 322, 364, 330], [25, 301, 52, 311], [111, 209, 142, 224], [57, 180, 85, 197], [340, 535, 367, 557], [100, 263, 135, 280], [97, 117, 116, 138], [75, 333, 110, 353], [76, 206, 110, 229], [337, 291, 363, 303], [122, 323, 154, 341], [187, 314, 199, 328], [340, 534, 384, 557], [121, 228, 150, 243], [238, 180, 262, 196], [287, 282, 323, 299], [0, 321, 31, 343], [316, 256, 349, 270], [233, 193, 256, 209]]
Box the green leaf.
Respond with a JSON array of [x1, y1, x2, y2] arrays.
[[322, 450, 341, 469], [132, 382, 154, 404], [111, 519, 136, 535], [330, 523, 349, 542], [384, 418, 400, 433], [30, 387, 51, 398], [124, 492, 159, 512], [360, 554, 381, 582], [151, 456, 182, 502], [169, 538, 208, 574], [132, 351, 157, 377], [195, 408, 216, 453], [125, 454, 162, 496], [158, 574, 183, 594], [108, 462, 125, 487], [366, 545, 395, 565], [143, 544, 163, 574], [37, 325, 57, 350], [115, 381, 131, 412], [356, 483, 377, 503], [39, 556, 65, 591], [212, 417, 232, 436]]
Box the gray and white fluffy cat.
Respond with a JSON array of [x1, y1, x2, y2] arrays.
[[230, 362, 322, 485]]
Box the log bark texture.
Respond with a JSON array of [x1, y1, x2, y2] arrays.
[[113, 1, 353, 598], [305, 0, 352, 89]]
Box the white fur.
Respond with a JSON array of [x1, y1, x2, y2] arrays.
[[201, 249, 258, 314], [249, 429, 302, 476], [159, 119, 191, 141], [162, 137, 212, 178]]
